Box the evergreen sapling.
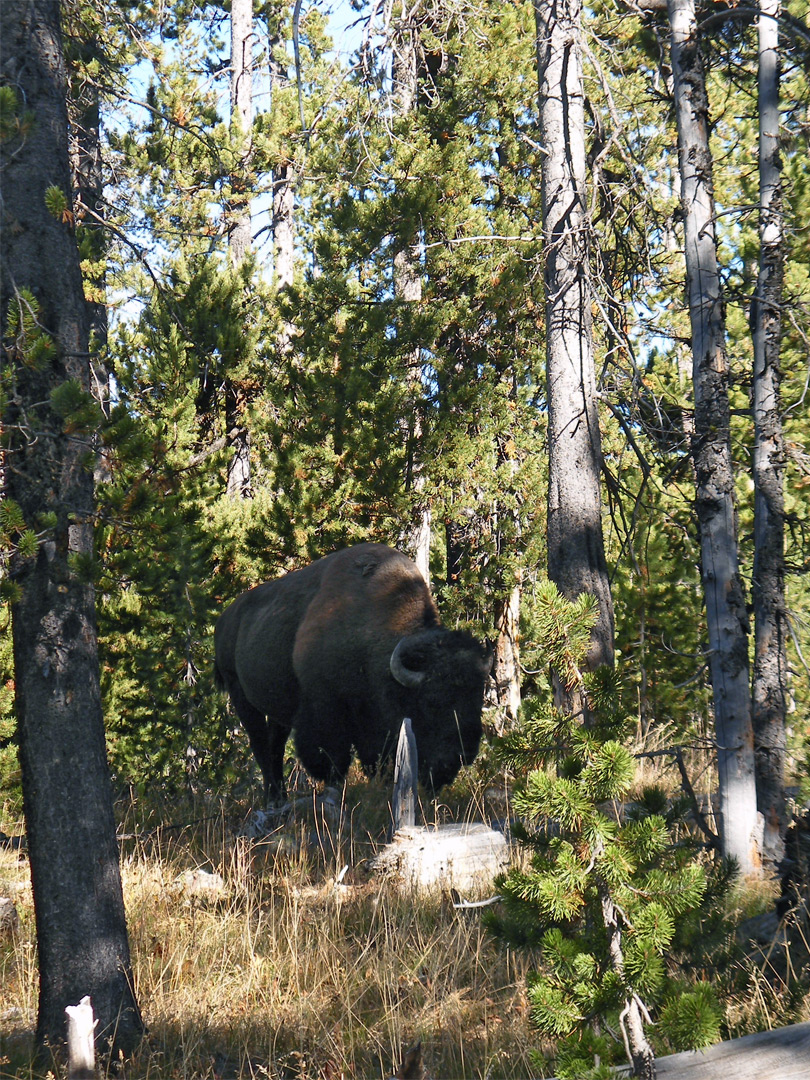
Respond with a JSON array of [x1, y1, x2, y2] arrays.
[[487, 581, 722, 1079]]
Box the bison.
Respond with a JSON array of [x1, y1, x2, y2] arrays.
[[214, 543, 493, 802]]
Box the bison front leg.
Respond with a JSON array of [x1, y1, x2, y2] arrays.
[[293, 700, 352, 787]]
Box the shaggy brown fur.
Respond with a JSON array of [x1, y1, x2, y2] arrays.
[[215, 544, 492, 802]]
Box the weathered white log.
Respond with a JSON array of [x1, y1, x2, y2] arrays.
[[65, 995, 95, 1079], [0, 896, 20, 936], [170, 867, 227, 904], [656, 1019, 810, 1079], [367, 823, 509, 893], [391, 718, 418, 833]]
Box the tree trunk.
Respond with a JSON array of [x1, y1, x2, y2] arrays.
[[229, 0, 253, 264], [667, 0, 760, 875], [269, 26, 297, 368], [599, 882, 657, 1079], [273, 161, 296, 293], [66, 35, 108, 378], [225, 0, 253, 498], [65, 27, 113, 484], [225, 379, 252, 499], [533, 0, 615, 687], [752, 0, 787, 868], [269, 17, 296, 299], [492, 424, 524, 728], [0, 0, 142, 1058], [493, 583, 522, 729], [393, 16, 431, 586]]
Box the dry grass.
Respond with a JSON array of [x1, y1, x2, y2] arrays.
[[3, 754, 810, 1078], [0, 772, 539, 1079]]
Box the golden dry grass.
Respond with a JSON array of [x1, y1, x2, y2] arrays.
[[3, 758, 809, 1078], [0, 773, 539, 1079]]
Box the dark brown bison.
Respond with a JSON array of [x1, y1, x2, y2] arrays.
[[214, 543, 493, 802]]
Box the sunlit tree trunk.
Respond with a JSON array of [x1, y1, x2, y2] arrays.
[[667, 0, 760, 875], [273, 161, 296, 294], [493, 581, 522, 726], [225, 0, 253, 498], [534, 0, 615, 694], [229, 0, 253, 264], [491, 427, 523, 727], [266, 16, 298, 380], [393, 12, 431, 585], [752, 0, 787, 868], [0, 0, 142, 1057]]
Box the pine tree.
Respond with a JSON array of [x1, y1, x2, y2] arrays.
[[488, 582, 721, 1079], [97, 252, 268, 791]]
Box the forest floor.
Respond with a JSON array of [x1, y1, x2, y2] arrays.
[[1, 761, 809, 1079]]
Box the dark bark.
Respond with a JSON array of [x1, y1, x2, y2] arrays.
[[0, 0, 142, 1058], [445, 519, 465, 589], [534, 0, 615, 684], [752, 0, 787, 867], [667, 0, 760, 874]]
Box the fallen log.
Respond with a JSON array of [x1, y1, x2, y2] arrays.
[[655, 1019, 810, 1079], [366, 822, 509, 893], [0, 897, 20, 937]]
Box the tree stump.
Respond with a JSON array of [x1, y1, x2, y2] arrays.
[[65, 996, 95, 1080], [391, 717, 418, 835]]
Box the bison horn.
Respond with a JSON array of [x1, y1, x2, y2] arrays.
[[390, 637, 427, 688]]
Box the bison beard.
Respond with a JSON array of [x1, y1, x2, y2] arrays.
[[214, 543, 493, 803]]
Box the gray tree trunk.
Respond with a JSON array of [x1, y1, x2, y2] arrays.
[[667, 0, 760, 875], [493, 582, 521, 727], [600, 882, 657, 1079], [392, 17, 431, 586], [0, 0, 142, 1058], [225, 0, 254, 499], [752, 0, 787, 867], [269, 28, 297, 359], [534, 0, 615, 690], [229, 0, 253, 264], [273, 162, 296, 293]]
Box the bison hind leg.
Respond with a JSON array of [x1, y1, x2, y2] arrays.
[[225, 679, 288, 804]]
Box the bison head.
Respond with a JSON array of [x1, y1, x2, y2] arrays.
[[389, 627, 494, 789]]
